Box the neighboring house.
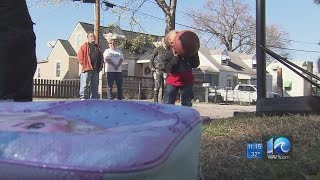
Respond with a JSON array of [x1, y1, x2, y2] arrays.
[[199, 48, 274, 92], [266, 60, 314, 97], [136, 51, 154, 78], [34, 22, 161, 80], [35, 39, 77, 80], [35, 21, 278, 97], [197, 48, 259, 88], [137, 47, 273, 91]]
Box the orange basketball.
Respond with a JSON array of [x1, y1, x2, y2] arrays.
[[172, 30, 200, 57]]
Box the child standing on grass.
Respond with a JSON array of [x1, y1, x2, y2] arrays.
[[163, 30, 200, 106]]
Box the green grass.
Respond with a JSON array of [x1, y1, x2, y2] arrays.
[[199, 115, 320, 180]]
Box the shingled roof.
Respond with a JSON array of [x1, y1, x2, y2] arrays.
[[199, 47, 256, 75], [78, 22, 161, 41], [57, 39, 77, 56]]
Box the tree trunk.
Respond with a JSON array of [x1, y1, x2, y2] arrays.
[[165, 13, 175, 34]]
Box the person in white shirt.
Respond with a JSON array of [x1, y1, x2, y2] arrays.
[[103, 40, 124, 100]]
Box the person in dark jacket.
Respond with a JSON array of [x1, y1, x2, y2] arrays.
[[150, 38, 169, 103], [0, 0, 37, 102], [163, 51, 200, 106], [77, 32, 104, 100]]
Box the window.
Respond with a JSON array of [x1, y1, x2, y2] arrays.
[[56, 62, 61, 78], [227, 79, 232, 88], [252, 59, 257, 69], [243, 86, 256, 92], [221, 55, 231, 66], [284, 80, 292, 91], [237, 85, 244, 91], [252, 63, 257, 69], [37, 68, 40, 78], [76, 34, 82, 49]]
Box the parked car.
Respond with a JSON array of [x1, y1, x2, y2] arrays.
[[208, 84, 278, 103]]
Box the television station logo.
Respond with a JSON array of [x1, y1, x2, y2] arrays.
[[265, 136, 292, 160]]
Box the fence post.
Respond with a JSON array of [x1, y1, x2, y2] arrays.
[[40, 79, 44, 98], [138, 78, 142, 100], [214, 86, 218, 104], [205, 87, 209, 103], [33, 79, 37, 97], [225, 88, 228, 104]]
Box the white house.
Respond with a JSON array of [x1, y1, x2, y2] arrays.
[[137, 47, 274, 93], [266, 60, 314, 97], [35, 22, 161, 80]]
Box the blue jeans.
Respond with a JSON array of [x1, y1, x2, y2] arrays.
[[106, 72, 123, 100], [164, 84, 194, 106], [79, 70, 99, 99]]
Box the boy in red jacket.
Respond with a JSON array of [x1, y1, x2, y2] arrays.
[[163, 31, 200, 106]]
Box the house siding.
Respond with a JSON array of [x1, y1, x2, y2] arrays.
[[36, 41, 73, 80], [266, 61, 313, 97], [65, 57, 79, 79]]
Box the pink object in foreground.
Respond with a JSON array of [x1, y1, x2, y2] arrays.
[[0, 100, 203, 180]]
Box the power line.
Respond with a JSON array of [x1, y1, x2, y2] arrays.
[[107, 2, 320, 54], [145, 0, 320, 46], [269, 46, 320, 53], [114, 4, 206, 32]]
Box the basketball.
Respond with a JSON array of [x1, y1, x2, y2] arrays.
[[172, 30, 200, 57]]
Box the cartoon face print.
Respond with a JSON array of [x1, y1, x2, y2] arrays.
[[0, 111, 104, 133]]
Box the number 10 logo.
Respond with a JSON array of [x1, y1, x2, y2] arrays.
[[267, 136, 291, 155]]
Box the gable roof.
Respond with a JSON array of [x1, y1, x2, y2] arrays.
[[77, 22, 161, 60], [78, 22, 109, 41], [57, 39, 77, 56], [78, 22, 161, 41], [209, 49, 226, 55], [199, 47, 256, 75], [240, 54, 255, 59]]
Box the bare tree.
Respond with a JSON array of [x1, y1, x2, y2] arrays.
[[154, 0, 177, 33], [114, 0, 177, 34], [36, 0, 177, 34], [314, 0, 320, 4], [265, 24, 291, 58], [189, 0, 291, 61], [190, 0, 255, 53]]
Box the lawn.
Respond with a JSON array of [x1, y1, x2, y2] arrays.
[[199, 114, 320, 180]]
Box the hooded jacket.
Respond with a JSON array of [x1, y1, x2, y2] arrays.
[[164, 50, 200, 86]]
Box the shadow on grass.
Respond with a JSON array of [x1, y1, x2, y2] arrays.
[[199, 115, 320, 180]]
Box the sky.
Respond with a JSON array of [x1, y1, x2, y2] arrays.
[[27, 0, 320, 65]]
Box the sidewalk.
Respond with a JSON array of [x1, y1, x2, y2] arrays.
[[190, 102, 256, 119]]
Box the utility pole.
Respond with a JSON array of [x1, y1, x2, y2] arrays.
[[74, 0, 115, 99], [73, 0, 101, 44], [74, 0, 115, 45], [94, 0, 100, 45]]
